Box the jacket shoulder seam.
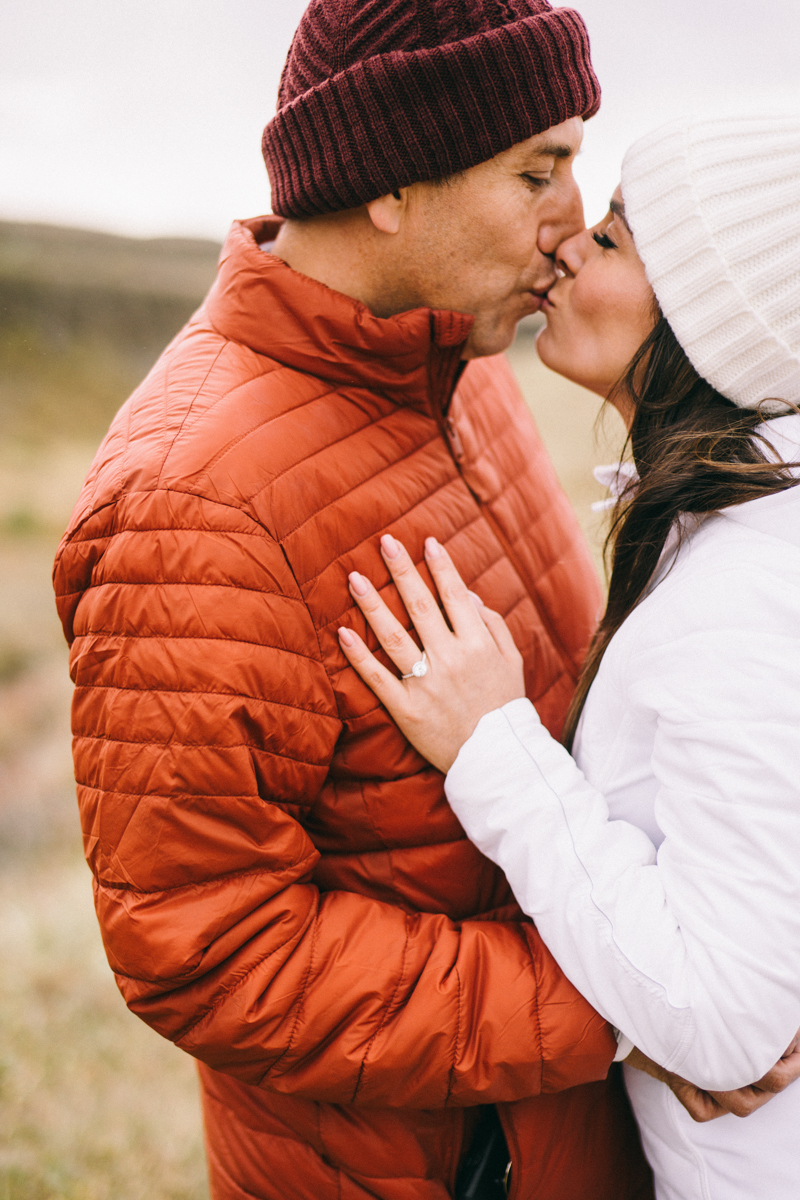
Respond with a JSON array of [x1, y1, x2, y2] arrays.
[[157, 340, 231, 484]]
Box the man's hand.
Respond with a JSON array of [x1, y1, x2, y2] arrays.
[[625, 1030, 800, 1123]]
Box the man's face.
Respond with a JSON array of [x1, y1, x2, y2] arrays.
[[398, 118, 585, 359]]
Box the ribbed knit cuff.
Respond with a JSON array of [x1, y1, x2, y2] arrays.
[[264, 7, 599, 218]]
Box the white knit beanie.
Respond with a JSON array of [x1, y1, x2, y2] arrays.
[[620, 116, 800, 412]]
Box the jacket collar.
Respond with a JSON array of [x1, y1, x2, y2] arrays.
[[204, 217, 474, 418]]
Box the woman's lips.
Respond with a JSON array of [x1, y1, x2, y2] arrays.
[[542, 273, 568, 311]]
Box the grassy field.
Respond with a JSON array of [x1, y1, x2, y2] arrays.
[[0, 221, 625, 1199]]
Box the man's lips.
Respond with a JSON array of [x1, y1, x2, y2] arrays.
[[541, 279, 566, 310], [523, 287, 552, 312]]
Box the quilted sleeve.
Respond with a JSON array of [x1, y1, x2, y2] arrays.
[[54, 490, 614, 1108]]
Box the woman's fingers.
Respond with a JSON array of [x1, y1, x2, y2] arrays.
[[338, 626, 407, 707], [421, 537, 491, 638], [379, 536, 453, 645], [348, 569, 423, 675], [477, 605, 525, 666]]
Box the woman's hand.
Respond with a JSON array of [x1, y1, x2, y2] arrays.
[[338, 534, 525, 773]]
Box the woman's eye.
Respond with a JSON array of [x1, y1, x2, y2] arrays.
[[592, 229, 617, 250]]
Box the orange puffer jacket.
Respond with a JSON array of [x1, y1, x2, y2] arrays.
[[54, 218, 653, 1200]]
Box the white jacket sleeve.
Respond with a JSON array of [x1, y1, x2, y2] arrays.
[[445, 558, 800, 1091]]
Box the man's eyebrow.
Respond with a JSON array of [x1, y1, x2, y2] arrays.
[[529, 141, 575, 160], [610, 198, 632, 232]]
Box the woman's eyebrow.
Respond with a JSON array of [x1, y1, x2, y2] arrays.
[[609, 198, 632, 233]]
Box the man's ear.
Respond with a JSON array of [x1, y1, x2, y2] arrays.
[[366, 188, 407, 235]]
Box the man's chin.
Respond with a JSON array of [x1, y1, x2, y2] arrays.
[[461, 318, 519, 361]]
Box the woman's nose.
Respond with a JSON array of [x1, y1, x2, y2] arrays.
[[555, 228, 591, 278]]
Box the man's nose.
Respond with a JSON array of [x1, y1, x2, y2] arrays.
[[554, 228, 588, 279], [537, 177, 585, 260]]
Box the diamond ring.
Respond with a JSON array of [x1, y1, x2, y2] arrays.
[[401, 651, 428, 680]]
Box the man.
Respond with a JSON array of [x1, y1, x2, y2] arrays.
[[54, 2, 655, 1196]]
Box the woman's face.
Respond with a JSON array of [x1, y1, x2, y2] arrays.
[[537, 184, 656, 424]]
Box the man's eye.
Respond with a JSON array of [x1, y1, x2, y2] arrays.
[[592, 229, 617, 250], [522, 174, 550, 189]]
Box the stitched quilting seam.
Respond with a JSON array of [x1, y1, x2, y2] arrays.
[[279, 433, 443, 542], [67, 527, 276, 542], [73, 682, 339, 720], [75, 631, 323, 664], [66, 579, 310, 603], [195, 372, 350, 479], [73, 733, 333, 765], [351, 913, 411, 1103], [175, 914, 314, 1043], [262, 903, 322, 1079], [157, 341, 228, 484], [319, 530, 517, 633], [444, 965, 462, 1106], [243, 403, 416, 507], [297, 476, 463, 589], [529, 934, 545, 1094], [94, 857, 315, 897], [309, 833, 469, 858], [76, 773, 322, 796], [63, 489, 277, 545]]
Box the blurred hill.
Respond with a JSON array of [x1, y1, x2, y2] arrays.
[[0, 220, 221, 445]]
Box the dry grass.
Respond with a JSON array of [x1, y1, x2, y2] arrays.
[[0, 283, 625, 1199], [0, 855, 208, 1200]]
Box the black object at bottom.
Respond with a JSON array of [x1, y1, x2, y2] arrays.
[[454, 1105, 512, 1200]]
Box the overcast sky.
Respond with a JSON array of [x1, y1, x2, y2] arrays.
[[2, 0, 798, 241]]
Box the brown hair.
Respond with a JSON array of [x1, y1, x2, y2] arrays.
[[562, 311, 799, 751]]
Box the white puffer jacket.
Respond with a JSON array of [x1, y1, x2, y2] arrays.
[[446, 415, 800, 1200]]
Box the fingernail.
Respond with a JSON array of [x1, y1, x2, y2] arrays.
[[349, 571, 369, 596], [425, 537, 442, 558], [467, 590, 484, 607], [338, 626, 355, 646], [381, 534, 400, 559]]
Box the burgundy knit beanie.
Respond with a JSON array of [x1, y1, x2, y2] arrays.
[[263, 0, 600, 218]]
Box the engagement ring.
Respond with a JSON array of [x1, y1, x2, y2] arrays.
[[402, 652, 428, 680]]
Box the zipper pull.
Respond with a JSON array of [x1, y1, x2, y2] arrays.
[[445, 415, 465, 461]]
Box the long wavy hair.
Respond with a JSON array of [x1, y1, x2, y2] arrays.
[[562, 308, 800, 751]]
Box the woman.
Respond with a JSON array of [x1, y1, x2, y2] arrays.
[[336, 117, 800, 1199]]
